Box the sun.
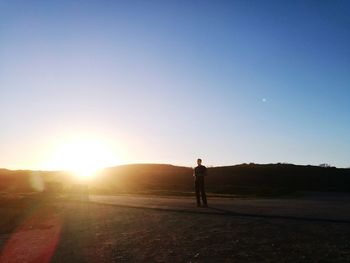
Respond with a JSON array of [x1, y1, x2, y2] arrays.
[[46, 137, 119, 180]]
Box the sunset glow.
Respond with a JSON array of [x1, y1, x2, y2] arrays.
[[45, 137, 119, 179]]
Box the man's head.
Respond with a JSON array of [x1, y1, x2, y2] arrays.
[[197, 158, 202, 165]]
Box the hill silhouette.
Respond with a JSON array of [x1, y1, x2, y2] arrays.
[[96, 163, 350, 195], [1, 163, 349, 195]]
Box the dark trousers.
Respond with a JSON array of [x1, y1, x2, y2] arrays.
[[195, 176, 207, 205]]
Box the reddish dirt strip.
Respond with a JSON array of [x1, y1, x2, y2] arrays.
[[0, 207, 61, 263]]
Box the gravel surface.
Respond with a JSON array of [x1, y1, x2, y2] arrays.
[[1, 193, 350, 263]]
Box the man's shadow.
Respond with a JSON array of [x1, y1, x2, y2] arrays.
[[207, 206, 350, 224]]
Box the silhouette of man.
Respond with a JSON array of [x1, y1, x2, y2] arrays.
[[194, 158, 208, 207]]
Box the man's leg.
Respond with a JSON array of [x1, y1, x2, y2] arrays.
[[195, 179, 201, 206], [200, 178, 207, 206]]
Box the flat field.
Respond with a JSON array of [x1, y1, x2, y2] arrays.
[[1, 192, 350, 262]]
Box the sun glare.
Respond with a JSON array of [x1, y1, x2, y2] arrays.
[[46, 137, 119, 180]]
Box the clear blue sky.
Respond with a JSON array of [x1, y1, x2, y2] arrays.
[[1, 0, 350, 169]]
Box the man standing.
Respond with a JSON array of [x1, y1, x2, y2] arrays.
[[194, 158, 208, 207]]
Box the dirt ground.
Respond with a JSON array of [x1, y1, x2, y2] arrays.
[[1, 194, 350, 263]]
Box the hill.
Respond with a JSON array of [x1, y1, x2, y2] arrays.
[[1, 163, 350, 195], [96, 163, 350, 195]]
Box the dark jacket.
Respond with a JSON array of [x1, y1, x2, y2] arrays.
[[194, 165, 207, 177]]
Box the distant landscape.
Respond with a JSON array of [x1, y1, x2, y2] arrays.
[[1, 163, 350, 196]]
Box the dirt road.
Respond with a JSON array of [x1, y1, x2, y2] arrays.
[[1, 192, 350, 262], [89, 192, 350, 223]]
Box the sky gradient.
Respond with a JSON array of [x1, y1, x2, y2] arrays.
[[1, 0, 350, 169]]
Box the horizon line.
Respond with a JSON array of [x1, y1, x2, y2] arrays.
[[1, 162, 349, 172]]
